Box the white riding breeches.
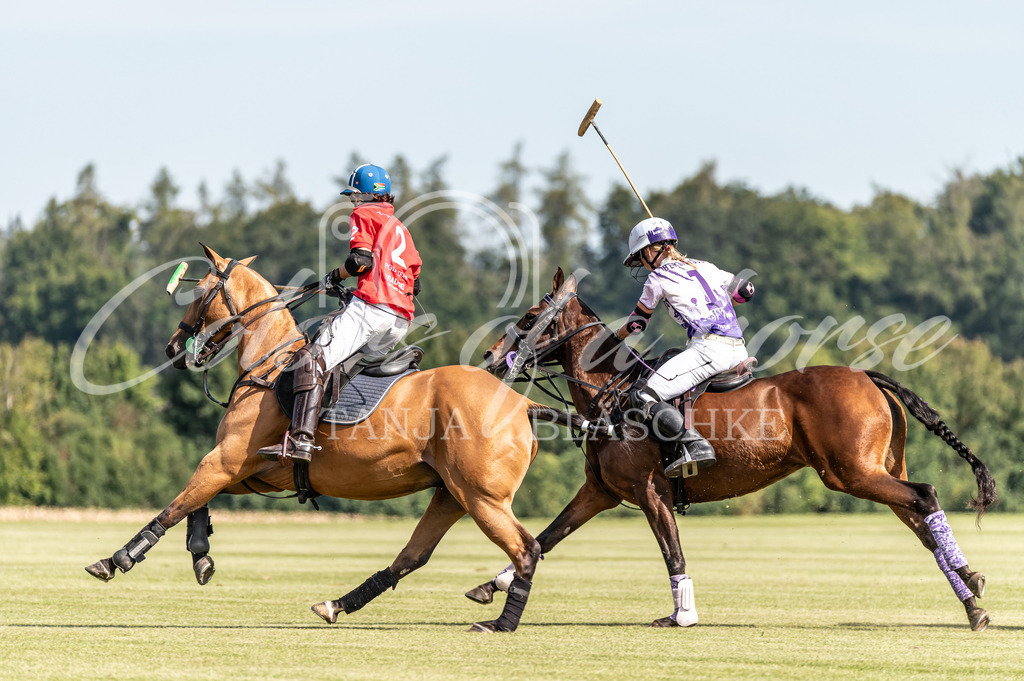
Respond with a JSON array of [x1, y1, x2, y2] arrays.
[[645, 334, 749, 402], [315, 297, 411, 372]]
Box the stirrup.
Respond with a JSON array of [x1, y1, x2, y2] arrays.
[[664, 456, 700, 479], [257, 430, 320, 462], [664, 442, 716, 479]]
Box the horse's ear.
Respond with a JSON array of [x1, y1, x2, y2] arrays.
[[552, 267, 565, 293], [564, 272, 578, 293], [239, 255, 258, 267], [200, 242, 223, 267]]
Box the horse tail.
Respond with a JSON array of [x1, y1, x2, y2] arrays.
[[526, 403, 613, 436], [863, 370, 998, 520]]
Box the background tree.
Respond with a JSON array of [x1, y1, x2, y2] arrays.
[[2, 154, 1022, 515]]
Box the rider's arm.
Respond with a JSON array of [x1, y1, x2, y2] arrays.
[[615, 302, 654, 339], [326, 248, 373, 285]]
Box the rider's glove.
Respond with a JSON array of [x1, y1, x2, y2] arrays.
[[322, 268, 342, 290]]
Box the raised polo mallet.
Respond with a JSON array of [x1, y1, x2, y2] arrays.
[[577, 98, 653, 218]]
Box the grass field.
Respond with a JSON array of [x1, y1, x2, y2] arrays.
[[1, 509, 1022, 681]]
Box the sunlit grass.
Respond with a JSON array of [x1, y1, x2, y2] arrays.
[[1, 511, 1022, 680]]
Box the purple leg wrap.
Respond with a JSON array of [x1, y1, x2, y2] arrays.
[[933, 548, 972, 602], [924, 510, 968, 570]]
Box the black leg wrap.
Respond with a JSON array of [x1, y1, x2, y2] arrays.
[[186, 506, 214, 555], [494, 575, 532, 632], [339, 568, 399, 614], [111, 518, 167, 573]]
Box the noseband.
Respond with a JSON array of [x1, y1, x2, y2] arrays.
[[178, 260, 242, 366], [500, 290, 608, 383]]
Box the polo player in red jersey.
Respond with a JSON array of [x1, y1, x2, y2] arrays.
[[259, 163, 422, 463]]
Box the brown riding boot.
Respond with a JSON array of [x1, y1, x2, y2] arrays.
[[258, 348, 326, 462]]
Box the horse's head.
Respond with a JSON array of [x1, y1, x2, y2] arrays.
[[484, 267, 580, 380], [165, 243, 258, 370]]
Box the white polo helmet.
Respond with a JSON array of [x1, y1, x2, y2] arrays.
[[623, 217, 677, 266]]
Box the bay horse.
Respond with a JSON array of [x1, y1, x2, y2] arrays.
[[466, 268, 996, 631], [85, 244, 572, 633]]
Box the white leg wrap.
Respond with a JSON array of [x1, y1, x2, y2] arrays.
[[493, 564, 515, 592], [671, 575, 698, 627]]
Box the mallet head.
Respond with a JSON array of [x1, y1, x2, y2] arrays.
[[577, 99, 602, 137]]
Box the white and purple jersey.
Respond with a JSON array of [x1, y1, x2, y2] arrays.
[[638, 258, 743, 339]]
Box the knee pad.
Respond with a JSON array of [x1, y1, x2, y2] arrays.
[[627, 379, 661, 412], [649, 401, 686, 441]]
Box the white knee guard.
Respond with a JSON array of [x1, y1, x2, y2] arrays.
[[671, 575, 698, 627]]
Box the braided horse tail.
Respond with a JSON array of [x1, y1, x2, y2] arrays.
[[864, 370, 998, 521]]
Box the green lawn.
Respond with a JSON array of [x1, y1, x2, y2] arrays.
[[1, 510, 1022, 680]]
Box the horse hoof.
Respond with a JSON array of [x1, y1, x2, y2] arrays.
[[468, 620, 500, 633], [85, 558, 116, 582], [465, 583, 495, 605], [650, 616, 679, 628], [967, 572, 985, 598], [970, 609, 990, 633], [311, 600, 341, 624], [193, 556, 215, 586]]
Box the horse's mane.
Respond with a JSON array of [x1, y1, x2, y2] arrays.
[[565, 295, 644, 383], [235, 261, 304, 330]]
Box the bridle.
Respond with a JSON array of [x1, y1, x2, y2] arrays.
[[495, 287, 644, 422], [495, 288, 653, 512], [500, 289, 587, 381], [178, 259, 243, 367], [177, 259, 321, 405]]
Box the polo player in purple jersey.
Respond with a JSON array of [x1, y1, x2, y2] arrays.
[[614, 217, 756, 478]]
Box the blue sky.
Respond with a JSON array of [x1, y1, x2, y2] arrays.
[[2, 1, 1022, 225]]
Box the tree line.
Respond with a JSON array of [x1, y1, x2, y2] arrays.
[[1, 151, 1022, 516]]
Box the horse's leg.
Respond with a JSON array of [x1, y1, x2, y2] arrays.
[[85, 443, 253, 582], [311, 487, 467, 624], [888, 506, 989, 631], [466, 466, 620, 604], [185, 505, 216, 585], [877, 395, 988, 629], [462, 498, 542, 633], [821, 460, 990, 631], [173, 478, 278, 586], [631, 475, 695, 629]]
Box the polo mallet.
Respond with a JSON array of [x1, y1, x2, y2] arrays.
[[165, 261, 305, 295], [166, 262, 200, 294], [577, 98, 653, 218]]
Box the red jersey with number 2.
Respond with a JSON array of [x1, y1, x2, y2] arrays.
[[349, 202, 422, 319]]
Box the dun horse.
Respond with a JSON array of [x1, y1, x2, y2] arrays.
[[85, 245, 570, 632], [467, 268, 996, 631]]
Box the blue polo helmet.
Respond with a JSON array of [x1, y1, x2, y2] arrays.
[[623, 217, 677, 266], [341, 164, 391, 196]]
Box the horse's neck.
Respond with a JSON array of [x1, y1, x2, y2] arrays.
[[560, 317, 620, 412], [233, 279, 305, 376]]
